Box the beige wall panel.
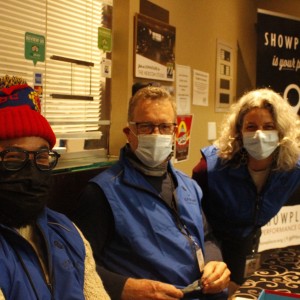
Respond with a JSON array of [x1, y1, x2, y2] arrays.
[[110, 0, 298, 175]]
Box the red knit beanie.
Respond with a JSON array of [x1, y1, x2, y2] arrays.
[[0, 83, 56, 149]]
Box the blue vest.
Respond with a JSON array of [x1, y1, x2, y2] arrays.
[[201, 145, 300, 238], [91, 147, 205, 288], [0, 208, 85, 300]]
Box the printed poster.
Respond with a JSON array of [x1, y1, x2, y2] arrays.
[[174, 115, 193, 163], [257, 9, 300, 114], [134, 14, 176, 82], [258, 204, 300, 252], [193, 69, 209, 107]]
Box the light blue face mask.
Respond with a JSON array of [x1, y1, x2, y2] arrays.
[[135, 134, 173, 167], [242, 130, 279, 160]]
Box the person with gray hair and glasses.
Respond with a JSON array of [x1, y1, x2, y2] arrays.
[[72, 85, 230, 300]]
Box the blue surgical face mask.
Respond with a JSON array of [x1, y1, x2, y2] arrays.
[[242, 130, 279, 160]]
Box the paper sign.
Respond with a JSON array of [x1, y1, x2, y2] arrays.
[[98, 27, 112, 52], [258, 204, 300, 252], [24, 32, 45, 65]]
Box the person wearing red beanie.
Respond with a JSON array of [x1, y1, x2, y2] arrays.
[[0, 75, 110, 300]]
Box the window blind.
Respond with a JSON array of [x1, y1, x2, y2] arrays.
[[0, 1, 45, 79], [0, 0, 108, 143]]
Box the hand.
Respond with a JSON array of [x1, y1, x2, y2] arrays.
[[121, 278, 184, 300], [201, 261, 231, 294]]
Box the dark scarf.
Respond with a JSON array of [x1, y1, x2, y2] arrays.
[[124, 145, 175, 208]]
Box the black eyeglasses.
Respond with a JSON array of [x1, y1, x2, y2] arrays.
[[0, 148, 61, 171], [129, 122, 177, 135]]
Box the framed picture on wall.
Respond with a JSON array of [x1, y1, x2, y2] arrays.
[[215, 39, 235, 112], [134, 13, 176, 82]]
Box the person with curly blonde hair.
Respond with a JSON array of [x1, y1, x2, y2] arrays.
[[192, 88, 300, 290]]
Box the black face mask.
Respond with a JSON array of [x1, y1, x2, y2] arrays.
[[0, 161, 51, 228]]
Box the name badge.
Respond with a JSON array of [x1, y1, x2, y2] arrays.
[[244, 253, 261, 278], [196, 248, 205, 273]]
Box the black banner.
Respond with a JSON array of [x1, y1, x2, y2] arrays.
[[257, 10, 300, 113]]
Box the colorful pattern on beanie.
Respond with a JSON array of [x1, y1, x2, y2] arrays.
[[0, 75, 41, 112], [0, 84, 41, 114]]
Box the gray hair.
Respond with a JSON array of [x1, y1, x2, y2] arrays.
[[128, 86, 177, 122]]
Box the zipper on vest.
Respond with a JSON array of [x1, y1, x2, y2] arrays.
[[47, 282, 53, 294], [252, 170, 271, 226], [3, 229, 46, 300], [125, 173, 200, 258], [36, 223, 55, 296], [254, 193, 261, 225]]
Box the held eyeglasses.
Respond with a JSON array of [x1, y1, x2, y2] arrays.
[[129, 122, 177, 135], [0, 148, 61, 171]]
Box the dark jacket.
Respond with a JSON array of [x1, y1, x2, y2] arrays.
[[192, 145, 300, 284], [72, 145, 226, 299], [91, 147, 205, 287], [200, 145, 300, 239]]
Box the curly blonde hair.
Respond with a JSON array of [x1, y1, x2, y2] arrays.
[[215, 88, 300, 170]]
